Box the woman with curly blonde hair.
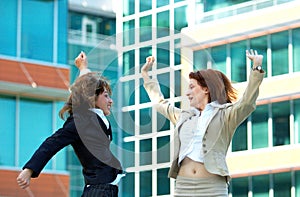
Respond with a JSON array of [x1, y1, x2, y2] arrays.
[[17, 52, 124, 197]]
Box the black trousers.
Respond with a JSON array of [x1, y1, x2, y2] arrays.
[[82, 183, 118, 197]]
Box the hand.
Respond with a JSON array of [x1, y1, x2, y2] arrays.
[[75, 51, 88, 71], [141, 56, 155, 81], [246, 49, 263, 68], [16, 168, 33, 189]]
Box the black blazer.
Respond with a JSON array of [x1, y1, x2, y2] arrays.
[[23, 110, 122, 185]]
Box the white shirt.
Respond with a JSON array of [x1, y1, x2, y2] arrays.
[[89, 108, 110, 129], [178, 102, 215, 165]]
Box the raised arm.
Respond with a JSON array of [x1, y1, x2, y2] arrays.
[[141, 56, 181, 124], [75, 51, 91, 76]]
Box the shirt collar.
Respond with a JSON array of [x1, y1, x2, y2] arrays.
[[89, 108, 110, 129]]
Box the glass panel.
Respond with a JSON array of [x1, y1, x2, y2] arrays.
[[211, 45, 227, 74], [19, 98, 53, 168], [122, 172, 134, 197], [122, 111, 135, 137], [271, 31, 289, 76], [231, 177, 248, 197], [272, 101, 290, 146], [252, 105, 269, 149], [123, 50, 135, 75], [174, 6, 187, 33], [253, 175, 269, 197], [157, 112, 170, 132], [140, 78, 151, 104], [232, 120, 247, 152], [157, 42, 170, 69], [0, 1, 17, 56], [231, 41, 247, 82], [293, 28, 300, 72], [175, 39, 181, 65], [57, 0, 68, 64], [194, 49, 209, 70], [157, 0, 169, 8], [140, 108, 152, 134], [294, 99, 300, 143], [274, 172, 291, 197], [21, 0, 53, 61], [157, 168, 170, 195], [122, 141, 134, 168], [250, 36, 268, 77], [140, 15, 152, 42], [122, 80, 135, 106], [157, 11, 170, 38], [140, 170, 152, 196], [175, 70, 181, 97], [123, 0, 135, 16], [140, 139, 152, 166], [123, 20, 135, 46], [140, 1, 152, 12], [157, 136, 170, 163], [139, 46, 152, 70], [296, 171, 300, 197], [157, 73, 170, 99], [0, 95, 16, 166]]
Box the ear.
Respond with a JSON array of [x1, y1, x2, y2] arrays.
[[203, 87, 209, 94]]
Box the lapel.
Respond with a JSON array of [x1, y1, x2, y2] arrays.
[[96, 115, 112, 141]]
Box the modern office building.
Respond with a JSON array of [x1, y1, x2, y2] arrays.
[[117, 0, 300, 196], [0, 0, 119, 196]]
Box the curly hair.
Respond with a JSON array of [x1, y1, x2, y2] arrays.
[[59, 72, 111, 120], [189, 69, 237, 104]]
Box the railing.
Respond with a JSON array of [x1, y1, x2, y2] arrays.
[[197, 0, 297, 24], [68, 29, 116, 48]]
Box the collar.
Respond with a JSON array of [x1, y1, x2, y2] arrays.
[[89, 108, 110, 129]]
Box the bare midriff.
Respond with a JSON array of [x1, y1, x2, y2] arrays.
[[178, 157, 219, 178]]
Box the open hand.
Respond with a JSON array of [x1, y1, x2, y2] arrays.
[[246, 49, 263, 68]]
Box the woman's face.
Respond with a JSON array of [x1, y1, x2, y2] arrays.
[[95, 88, 113, 116], [186, 78, 209, 111]]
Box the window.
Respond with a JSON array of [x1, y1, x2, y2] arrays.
[[123, 20, 135, 46], [272, 101, 290, 146], [122, 111, 135, 137], [140, 108, 152, 135], [140, 170, 152, 196], [157, 42, 170, 69], [140, 139, 152, 165], [0, 95, 16, 166], [123, 50, 135, 76], [140, 15, 152, 42], [232, 120, 247, 151], [21, 0, 54, 61], [294, 99, 300, 143], [293, 28, 300, 72], [157, 11, 170, 38], [157, 136, 170, 163], [194, 49, 210, 70], [271, 31, 289, 76], [252, 175, 269, 197], [122, 80, 135, 106], [273, 172, 291, 197], [122, 141, 134, 167], [19, 98, 53, 168], [157, 0, 169, 8], [123, 0, 135, 16], [230, 177, 249, 197], [174, 6, 187, 33], [140, 1, 152, 12], [157, 168, 170, 195], [231, 41, 247, 82], [0, 1, 17, 56], [211, 45, 227, 74], [122, 172, 134, 197], [252, 105, 269, 149]]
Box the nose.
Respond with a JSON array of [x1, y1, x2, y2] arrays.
[[186, 89, 191, 96]]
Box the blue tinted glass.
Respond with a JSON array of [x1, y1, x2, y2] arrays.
[[0, 1, 17, 56], [19, 98, 53, 169], [0, 95, 16, 166], [57, 0, 68, 64], [21, 0, 54, 61]]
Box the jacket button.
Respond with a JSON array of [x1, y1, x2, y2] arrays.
[[203, 150, 207, 154], [203, 144, 206, 147]]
